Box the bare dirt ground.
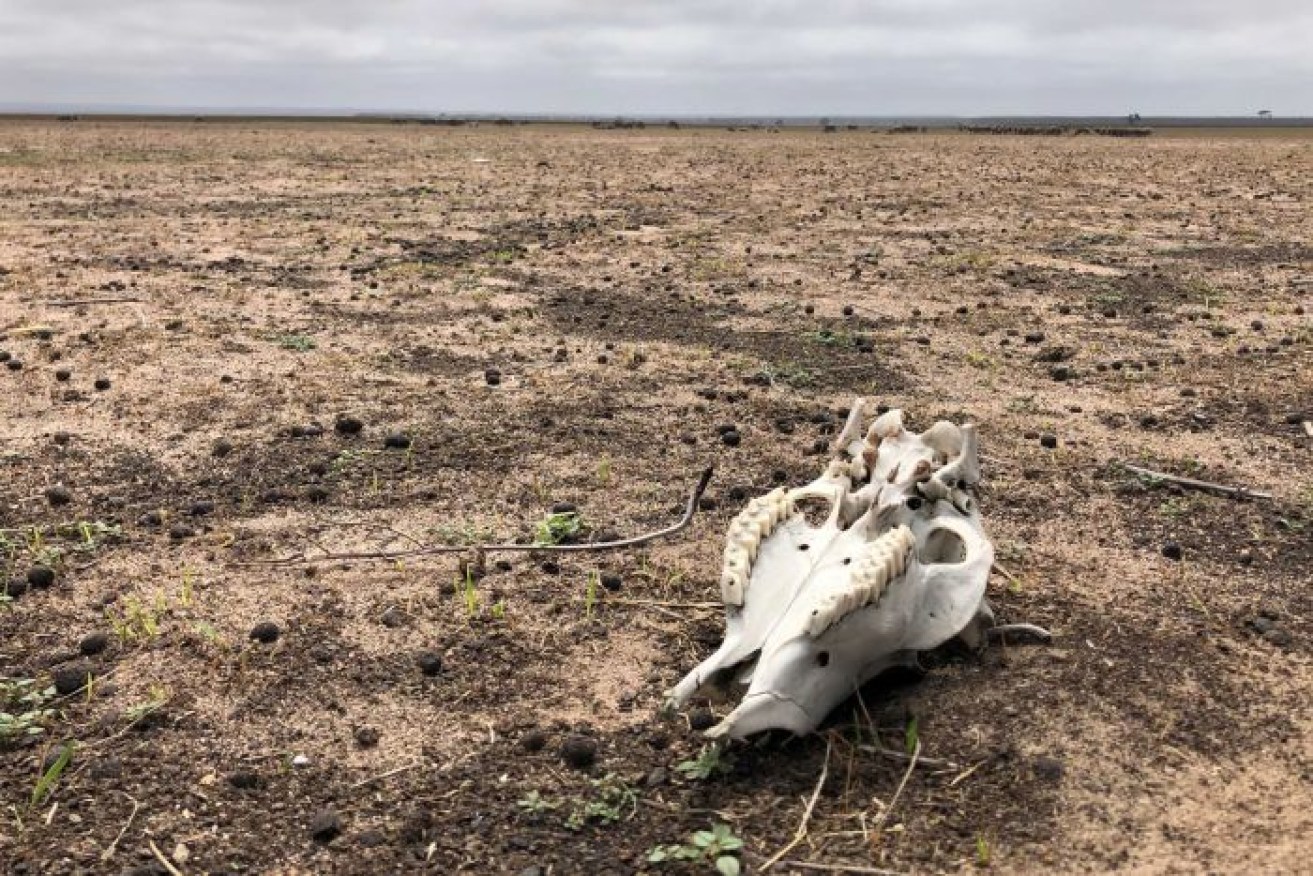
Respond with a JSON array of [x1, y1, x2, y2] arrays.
[[1, 120, 1310, 875]]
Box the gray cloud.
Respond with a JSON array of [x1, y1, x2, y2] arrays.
[[2, 1, 1309, 114]]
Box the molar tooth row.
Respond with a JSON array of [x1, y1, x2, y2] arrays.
[[806, 525, 915, 637], [719, 488, 792, 606]]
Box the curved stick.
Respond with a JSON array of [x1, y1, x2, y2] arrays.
[[235, 466, 714, 566]]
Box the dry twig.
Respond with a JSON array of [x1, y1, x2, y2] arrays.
[[148, 839, 185, 876], [762, 737, 832, 871], [1118, 462, 1272, 500], [237, 466, 713, 566], [100, 793, 140, 862], [44, 297, 143, 307]]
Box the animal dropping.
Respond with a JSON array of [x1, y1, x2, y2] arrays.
[[665, 399, 1046, 740]]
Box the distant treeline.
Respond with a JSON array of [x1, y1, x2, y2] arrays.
[[957, 124, 1153, 137]]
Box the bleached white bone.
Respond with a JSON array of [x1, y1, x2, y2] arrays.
[[668, 400, 1028, 740]]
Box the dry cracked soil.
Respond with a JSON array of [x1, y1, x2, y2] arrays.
[[0, 119, 1310, 874]]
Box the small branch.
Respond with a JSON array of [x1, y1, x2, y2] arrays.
[[1118, 462, 1272, 500], [778, 862, 906, 875], [100, 793, 139, 862], [858, 744, 958, 772], [148, 839, 185, 876], [238, 466, 713, 566], [872, 739, 920, 832], [350, 760, 423, 789], [762, 737, 832, 871], [44, 297, 143, 307]]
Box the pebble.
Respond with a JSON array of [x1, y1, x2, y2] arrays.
[[93, 377, 111, 391], [53, 664, 92, 696], [600, 573, 623, 592], [309, 809, 343, 843], [27, 566, 56, 588], [45, 485, 72, 507], [228, 769, 261, 789], [688, 707, 716, 731], [54, 368, 71, 382], [354, 726, 381, 748], [211, 437, 234, 457], [417, 651, 443, 676], [560, 734, 598, 769], [383, 433, 412, 449], [248, 622, 280, 644], [334, 415, 364, 435], [720, 429, 742, 447], [1162, 541, 1183, 561], [519, 728, 548, 753], [79, 631, 110, 656], [1039, 434, 1058, 449], [484, 368, 502, 386]]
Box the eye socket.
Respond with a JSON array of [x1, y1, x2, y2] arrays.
[[798, 543, 810, 551], [906, 496, 923, 510], [816, 651, 830, 667], [842, 557, 852, 565]]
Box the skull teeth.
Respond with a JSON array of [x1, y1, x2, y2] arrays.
[[805, 524, 915, 637], [719, 487, 792, 606]]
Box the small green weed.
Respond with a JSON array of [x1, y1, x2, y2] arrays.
[[31, 742, 73, 810], [272, 333, 316, 352], [0, 679, 59, 744], [648, 822, 744, 875], [675, 744, 733, 781], [535, 511, 582, 546], [517, 790, 558, 815], [565, 773, 638, 830]]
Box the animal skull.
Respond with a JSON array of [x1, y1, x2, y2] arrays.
[[665, 399, 1005, 740]]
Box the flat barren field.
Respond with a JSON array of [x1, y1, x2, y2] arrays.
[[1, 120, 1309, 874]]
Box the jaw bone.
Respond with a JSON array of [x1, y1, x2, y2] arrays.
[[666, 399, 1032, 740]]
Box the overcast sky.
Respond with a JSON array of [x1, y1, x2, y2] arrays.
[[2, 1, 1310, 116]]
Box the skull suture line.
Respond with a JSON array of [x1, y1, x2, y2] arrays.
[[665, 399, 1043, 740]]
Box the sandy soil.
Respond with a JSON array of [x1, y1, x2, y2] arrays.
[[0, 119, 1310, 875]]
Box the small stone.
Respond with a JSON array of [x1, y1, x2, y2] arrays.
[[484, 368, 502, 386], [354, 726, 381, 748], [334, 415, 364, 435], [600, 573, 623, 591], [519, 729, 548, 753], [383, 433, 412, 449], [417, 651, 443, 676], [54, 368, 71, 382], [248, 622, 280, 644], [228, 769, 261, 789], [380, 607, 405, 628], [168, 524, 194, 540], [45, 485, 72, 507], [291, 754, 310, 767], [1032, 756, 1065, 782], [27, 566, 56, 589], [720, 429, 742, 448], [53, 664, 93, 696], [1039, 434, 1058, 449], [93, 377, 111, 391], [560, 734, 598, 769], [1050, 365, 1071, 381], [1162, 541, 1183, 562], [79, 631, 110, 656], [211, 438, 234, 457], [688, 707, 716, 732], [5, 359, 22, 371], [842, 305, 855, 316], [309, 809, 343, 843], [189, 500, 215, 517], [1261, 627, 1294, 649], [53, 431, 72, 445]]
